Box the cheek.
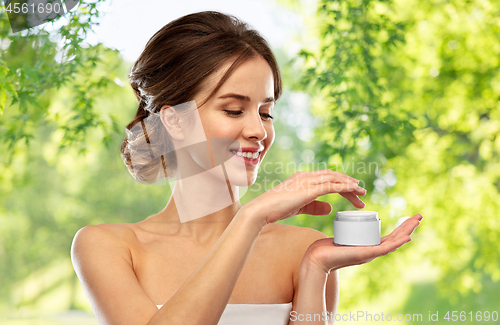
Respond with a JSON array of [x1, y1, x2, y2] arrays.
[[205, 125, 238, 140], [265, 124, 275, 147], [199, 113, 236, 139]]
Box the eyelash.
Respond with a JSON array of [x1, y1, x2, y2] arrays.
[[223, 110, 274, 120]]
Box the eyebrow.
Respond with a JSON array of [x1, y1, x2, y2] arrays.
[[218, 93, 275, 104]]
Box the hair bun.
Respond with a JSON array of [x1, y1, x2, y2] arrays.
[[121, 112, 176, 184]]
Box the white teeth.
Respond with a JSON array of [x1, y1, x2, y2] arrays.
[[231, 150, 259, 160]]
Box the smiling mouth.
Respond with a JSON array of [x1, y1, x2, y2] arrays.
[[229, 150, 261, 160]]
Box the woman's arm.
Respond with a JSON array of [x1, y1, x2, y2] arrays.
[[148, 208, 263, 325], [290, 262, 331, 325], [289, 233, 339, 325], [289, 214, 422, 325], [71, 208, 264, 325], [148, 209, 264, 325]]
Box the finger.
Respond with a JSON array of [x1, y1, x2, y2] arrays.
[[381, 214, 422, 242], [385, 214, 422, 238], [305, 176, 365, 204], [340, 192, 365, 209], [374, 215, 422, 255], [329, 180, 360, 193], [373, 235, 411, 256], [381, 235, 390, 244], [381, 231, 410, 245], [306, 170, 360, 188], [392, 214, 422, 237], [353, 186, 367, 196], [298, 200, 333, 216], [386, 234, 412, 253], [310, 169, 360, 183], [320, 177, 365, 195], [305, 178, 359, 197], [322, 177, 362, 193]]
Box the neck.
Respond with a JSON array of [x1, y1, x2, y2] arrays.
[[154, 165, 243, 245]]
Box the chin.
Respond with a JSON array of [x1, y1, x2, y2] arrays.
[[244, 172, 258, 187], [224, 168, 257, 187]]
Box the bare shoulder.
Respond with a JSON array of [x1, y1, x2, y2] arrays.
[[70, 223, 135, 278], [71, 222, 142, 273], [72, 224, 110, 253], [70, 223, 158, 324], [71, 223, 136, 254]]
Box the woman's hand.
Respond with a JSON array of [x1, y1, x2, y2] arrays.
[[302, 214, 423, 274], [243, 169, 367, 227]]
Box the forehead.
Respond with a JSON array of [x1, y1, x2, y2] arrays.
[[197, 56, 275, 103]]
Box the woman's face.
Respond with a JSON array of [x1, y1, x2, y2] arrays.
[[191, 55, 276, 187]]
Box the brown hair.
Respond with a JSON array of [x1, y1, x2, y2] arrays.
[[121, 11, 282, 184]]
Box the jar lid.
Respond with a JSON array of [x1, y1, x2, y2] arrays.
[[335, 211, 379, 222]]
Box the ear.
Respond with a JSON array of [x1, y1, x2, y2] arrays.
[[159, 105, 185, 141]]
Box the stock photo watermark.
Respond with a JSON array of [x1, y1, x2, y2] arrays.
[[259, 160, 380, 178], [290, 310, 499, 322], [3, 0, 79, 33], [250, 160, 379, 194]]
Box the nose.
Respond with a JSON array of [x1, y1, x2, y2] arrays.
[[242, 110, 267, 142]]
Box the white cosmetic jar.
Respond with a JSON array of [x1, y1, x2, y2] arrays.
[[334, 211, 381, 246]]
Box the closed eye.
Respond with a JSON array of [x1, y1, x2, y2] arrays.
[[223, 110, 274, 120], [223, 110, 243, 116], [260, 113, 274, 120]]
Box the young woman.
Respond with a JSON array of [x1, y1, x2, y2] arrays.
[[71, 11, 422, 325]]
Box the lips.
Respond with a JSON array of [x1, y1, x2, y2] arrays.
[[229, 149, 260, 159], [228, 146, 263, 153], [228, 147, 262, 166]]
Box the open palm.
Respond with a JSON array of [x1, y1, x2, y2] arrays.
[[304, 214, 423, 273]]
